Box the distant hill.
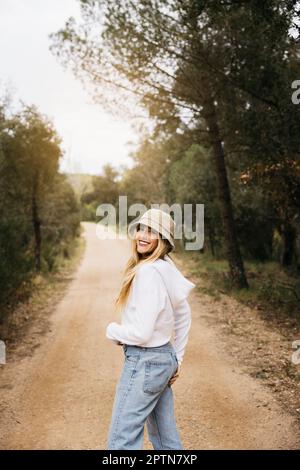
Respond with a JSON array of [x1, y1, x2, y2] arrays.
[[63, 173, 95, 200]]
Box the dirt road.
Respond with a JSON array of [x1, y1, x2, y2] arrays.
[[0, 222, 299, 449]]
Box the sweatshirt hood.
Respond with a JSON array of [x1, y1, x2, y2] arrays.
[[151, 254, 196, 310]]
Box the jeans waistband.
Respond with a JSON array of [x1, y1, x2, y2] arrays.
[[123, 341, 174, 353]]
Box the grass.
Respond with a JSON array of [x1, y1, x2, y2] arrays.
[[177, 246, 300, 327], [0, 228, 86, 348]]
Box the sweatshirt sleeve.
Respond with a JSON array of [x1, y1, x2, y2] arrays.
[[106, 264, 166, 345], [173, 298, 192, 366]]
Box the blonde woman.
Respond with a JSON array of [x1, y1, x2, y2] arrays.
[[106, 208, 195, 450]]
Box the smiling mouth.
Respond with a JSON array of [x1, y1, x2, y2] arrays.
[[138, 240, 150, 246]]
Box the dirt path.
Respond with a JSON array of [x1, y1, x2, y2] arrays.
[[0, 221, 299, 449]]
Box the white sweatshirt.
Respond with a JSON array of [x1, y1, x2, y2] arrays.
[[106, 254, 196, 365]]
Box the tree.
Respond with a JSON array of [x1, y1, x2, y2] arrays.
[[50, 0, 299, 287], [1, 105, 62, 271], [83, 163, 119, 203]]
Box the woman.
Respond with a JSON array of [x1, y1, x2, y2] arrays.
[[105, 208, 195, 450]]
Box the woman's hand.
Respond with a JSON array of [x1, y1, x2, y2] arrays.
[[168, 365, 181, 386]]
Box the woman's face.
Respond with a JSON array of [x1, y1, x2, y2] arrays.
[[135, 223, 159, 256]]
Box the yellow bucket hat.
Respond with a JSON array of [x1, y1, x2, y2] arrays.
[[128, 208, 176, 248]]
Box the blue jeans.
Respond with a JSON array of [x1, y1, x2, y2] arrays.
[[107, 341, 183, 450]]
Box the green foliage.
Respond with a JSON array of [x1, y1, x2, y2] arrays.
[[49, 0, 300, 281], [40, 172, 81, 272], [0, 102, 81, 306], [120, 138, 170, 207], [78, 164, 120, 221]]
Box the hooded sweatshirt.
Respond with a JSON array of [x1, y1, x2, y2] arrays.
[[106, 254, 196, 366]]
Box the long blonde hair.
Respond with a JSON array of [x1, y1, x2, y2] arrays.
[[114, 227, 174, 312]]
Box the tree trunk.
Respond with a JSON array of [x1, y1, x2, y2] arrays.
[[202, 92, 248, 289], [206, 216, 216, 257], [280, 220, 297, 267], [32, 180, 41, 272]]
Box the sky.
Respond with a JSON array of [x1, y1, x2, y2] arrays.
[[1, 1, 298, 178], [0, 0, 138, 175]]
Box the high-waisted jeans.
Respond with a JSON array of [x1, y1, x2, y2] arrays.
[[107, 341, 183, 450]]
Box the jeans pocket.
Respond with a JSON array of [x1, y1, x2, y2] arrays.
[[125, 353, 140, 364], [143, 360, 174, 395]]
